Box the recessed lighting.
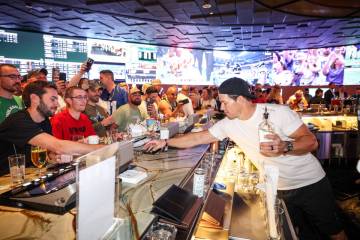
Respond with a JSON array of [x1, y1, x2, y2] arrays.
[[209, 12, 214, 15], [202, 0, 212, 9]]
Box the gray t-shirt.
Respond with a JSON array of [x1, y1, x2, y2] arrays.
[[112, 104, 148, 132]]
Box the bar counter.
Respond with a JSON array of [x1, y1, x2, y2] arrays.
[[193, 146, 297, 240], [0, 144, 209, 239], [0, 142, 299, 240], [117, 144, 209, 239], [0, 168, 76, 239]]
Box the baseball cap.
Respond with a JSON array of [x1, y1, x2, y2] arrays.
[[88, 81, 102, 91], [129, 86, 141, 95], [119, 82, 127, 87], [218, 77, 255, 99], [151, 79, 161, 86]]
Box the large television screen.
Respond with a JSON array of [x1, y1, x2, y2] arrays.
[[212, 46, 360, 86], [156, 47, 213, 85], [267, 47, 360, 86], [211, 50, 271, 86], [87, 38, 127, 63], [1, 28, 359, 86], [125, 43, 157, 84]]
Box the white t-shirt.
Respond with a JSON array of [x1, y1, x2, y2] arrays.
[[177, 93, 194, 117], [209, 103, 325, 190], [201, 98, 217, 109]]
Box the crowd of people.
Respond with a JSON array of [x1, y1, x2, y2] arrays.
[[1, 62, 359, 151], [1, 61, 359, 153], [0, 62, 228, 174]]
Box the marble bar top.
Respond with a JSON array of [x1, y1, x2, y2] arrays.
[[0, 144, 209, 240], [0, 168, 76, 240], [116, 144, 209, 239]]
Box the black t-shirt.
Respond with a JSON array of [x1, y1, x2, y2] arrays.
[[0, 110, 52, 175]]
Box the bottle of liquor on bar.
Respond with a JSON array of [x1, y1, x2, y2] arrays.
[[193, 168, 205, 198], [258, 106, 275, 143], [160, 127, 169, 152]]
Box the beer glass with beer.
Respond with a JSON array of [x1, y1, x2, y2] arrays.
[[31, 145, 48, 176]]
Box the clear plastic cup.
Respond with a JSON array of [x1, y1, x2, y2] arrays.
[[8, 154, 25, 185]]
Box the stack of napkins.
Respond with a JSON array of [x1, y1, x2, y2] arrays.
[[119, 169, 147, 184], [199, 191, 225, 229]]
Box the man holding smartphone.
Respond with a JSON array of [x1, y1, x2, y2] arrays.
[[177, 85, 194, 117], [140, 86, 159, 119]]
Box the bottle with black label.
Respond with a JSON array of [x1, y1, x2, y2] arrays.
[[258, 107, 275, 143]]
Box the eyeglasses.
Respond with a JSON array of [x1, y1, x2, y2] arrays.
[[70, 96, 88, 100], [0, 74, 23, 80]]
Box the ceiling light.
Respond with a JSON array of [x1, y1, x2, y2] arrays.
[[202, 0, 212, 9]]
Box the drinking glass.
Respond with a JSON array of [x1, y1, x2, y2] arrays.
[[8, 154, 25, 186], [31, 146, 48, 176], [146, 222, 177, 240]]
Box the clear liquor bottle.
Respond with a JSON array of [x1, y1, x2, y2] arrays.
[[258, 107, 275, 143]]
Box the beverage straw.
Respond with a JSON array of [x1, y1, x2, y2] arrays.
[[12, 144, 17, 155]]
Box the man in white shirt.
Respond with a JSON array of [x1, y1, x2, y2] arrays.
[[144, 77, 346, 240], [177, 85, 194, 117]]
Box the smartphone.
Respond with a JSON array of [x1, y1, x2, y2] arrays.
[[178, 98, 189, 105], [86, 58, 94, 72], [59, 72, 67, 81], [146, 97, 155, 105], [52, 67, 60, 82]]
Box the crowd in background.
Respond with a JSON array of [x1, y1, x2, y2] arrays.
[[1, 61, 360, 140], [1, 61, 360, 173]]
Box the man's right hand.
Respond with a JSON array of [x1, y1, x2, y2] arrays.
[[79, 63, 87, 74], [143, 139, 166, 152], [55, 80, 66, 93]]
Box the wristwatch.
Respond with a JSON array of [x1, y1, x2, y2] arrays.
[[283, 141, 294, 154]]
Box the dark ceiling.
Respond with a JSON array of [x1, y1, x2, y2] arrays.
[[0, 0, 359, 51]]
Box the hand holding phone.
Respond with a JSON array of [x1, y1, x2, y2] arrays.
[[52, 67, 60, 82], [59, 72, 66, 81], [86, 58, 94, 72], [178, 98, 189, 105]]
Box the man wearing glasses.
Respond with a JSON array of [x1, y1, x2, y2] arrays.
[[0, 81, 103, 175], [51, 86, 96, 140], [0, 64, 23, 123]]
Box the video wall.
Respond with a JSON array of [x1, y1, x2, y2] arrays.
[[1, 28, 359, 86]]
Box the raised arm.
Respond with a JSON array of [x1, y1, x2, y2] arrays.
[[143, 130, 218, 151], [67, 63, 87, 88], [159, 101, 183, 119], [29, 132, 103, 155]]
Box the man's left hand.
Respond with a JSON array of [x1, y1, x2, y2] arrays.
[[48, 151, 74, 164], [259, 134, 287, 157]]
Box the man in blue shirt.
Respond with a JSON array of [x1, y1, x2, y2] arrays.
[[99, 70, 128, 111]]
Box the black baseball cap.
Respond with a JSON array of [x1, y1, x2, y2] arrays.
[[218, 77, 256, 99]]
